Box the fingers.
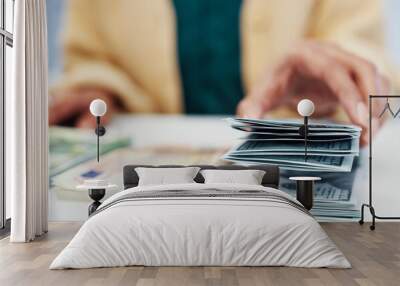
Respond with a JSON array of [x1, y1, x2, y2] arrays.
[[287, 75, 338, 117], [293, 42, 396, 144], [238, 40, 373, 125], [287, 43, 373, 144], [239, 40, 389, 146], [236, 98, 265, 118], [237, 62, 292, 118], [313, 43, 391, 144], [49, 87, 117, 127], [288, 45, 368, 129], [309, 42, 373, 101], [327, 66, 368, 129], [313, 42, 388, 119]]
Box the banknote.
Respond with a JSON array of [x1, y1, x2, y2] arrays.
[[243, 134, 353, 142], [51, 147, 225, 190], [224, 154, 355, 172], [49, 127, 131, 178], [229, 118, 362, 131], [229, 118, 361, 139], [279, 158, 361, 220], [231, 139, 359, 154], [224, 118, 361, 172], [231, 125, 361, 136]]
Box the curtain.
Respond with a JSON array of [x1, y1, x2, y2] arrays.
[[7, 0, 49, 242]]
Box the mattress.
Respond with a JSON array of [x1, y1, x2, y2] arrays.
[[50, 183, 350, 269]]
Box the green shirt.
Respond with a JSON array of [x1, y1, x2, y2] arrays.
[[173, 0, 244, 115]]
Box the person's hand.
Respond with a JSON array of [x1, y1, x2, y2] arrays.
[[237, 41, 390, 144], [49, 87, 118, 128]]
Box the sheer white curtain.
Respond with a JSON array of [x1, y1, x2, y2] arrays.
[[7, 0, 48, 242]]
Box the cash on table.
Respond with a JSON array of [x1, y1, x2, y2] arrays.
[[49, 127, 131, 179], [223, 118, 362, 221], [224, 118, 361, 172]]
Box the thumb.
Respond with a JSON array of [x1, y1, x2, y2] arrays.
[[236, 97, 265, 118]]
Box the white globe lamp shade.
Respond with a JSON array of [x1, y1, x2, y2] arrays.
[[297, 99, 315, 117], [90, 99, 107, 117]]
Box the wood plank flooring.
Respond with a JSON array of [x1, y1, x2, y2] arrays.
[[0, 222, 399, 286]]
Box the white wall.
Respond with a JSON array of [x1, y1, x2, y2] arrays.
[[384, 0, 400, 67]]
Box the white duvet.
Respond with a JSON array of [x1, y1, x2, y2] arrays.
[[50, 183, 350, 269]]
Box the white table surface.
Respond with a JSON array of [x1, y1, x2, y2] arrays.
[[49, 115, 400, 222], [109, 114, 241, 149]]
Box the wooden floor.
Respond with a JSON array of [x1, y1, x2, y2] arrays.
[[0, 222, 399, 286]]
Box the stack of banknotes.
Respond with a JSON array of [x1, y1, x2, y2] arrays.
[[224, 118, 363, 221], [224, 118, 361, 172], [279, 166, 361, 221]]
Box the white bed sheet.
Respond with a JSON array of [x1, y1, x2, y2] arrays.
[[50, 183, 350, 269]]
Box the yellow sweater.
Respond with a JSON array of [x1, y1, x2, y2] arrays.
[[55, 0, 391, 119]]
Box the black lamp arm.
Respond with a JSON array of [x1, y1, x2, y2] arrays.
[[304, 116, 308, 161], [94, 116, 106, 162], [298, 116, 309, 162]]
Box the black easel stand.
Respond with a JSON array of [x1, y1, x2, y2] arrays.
[[359, 95, 400, 230]]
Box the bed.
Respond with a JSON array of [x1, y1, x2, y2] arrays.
[[50, 165, 350, 269]]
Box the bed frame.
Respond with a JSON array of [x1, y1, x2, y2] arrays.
[[123, 165, 280, 189]]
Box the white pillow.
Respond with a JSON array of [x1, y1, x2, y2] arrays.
[[200, 169, 266, 185], [135, 167, 200, 186]]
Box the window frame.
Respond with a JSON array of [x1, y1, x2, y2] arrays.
[[0, 0, 14, 234]]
